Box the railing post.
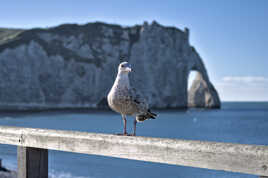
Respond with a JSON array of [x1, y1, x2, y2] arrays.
[[17, 146, 48, 178]]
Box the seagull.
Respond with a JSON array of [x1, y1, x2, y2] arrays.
[[107, 61, 157, 136]]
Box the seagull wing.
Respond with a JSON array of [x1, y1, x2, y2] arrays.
[[129, 87, 157, 121], [129, 87, 148, 112]]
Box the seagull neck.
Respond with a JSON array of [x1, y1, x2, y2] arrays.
[[115, 71, 130, 87]]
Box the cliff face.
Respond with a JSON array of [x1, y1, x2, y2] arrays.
[[0, 21, 220, 110]]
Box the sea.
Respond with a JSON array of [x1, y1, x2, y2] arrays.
[[0, 102, 267, 178]]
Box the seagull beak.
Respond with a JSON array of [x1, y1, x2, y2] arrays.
[[126, 67, 132, 72], [126, 64, 132, 72]]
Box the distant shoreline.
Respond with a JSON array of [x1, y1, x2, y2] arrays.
[[0, 101, 267, 114], [0, 107, 189, 115]]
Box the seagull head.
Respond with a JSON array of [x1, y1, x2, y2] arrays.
[[118, 62, 132, 73]]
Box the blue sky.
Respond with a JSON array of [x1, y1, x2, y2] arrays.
[[1, 0, 268, 101]]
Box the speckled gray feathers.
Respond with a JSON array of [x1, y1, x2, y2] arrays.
[[107, 62, 156, 122]]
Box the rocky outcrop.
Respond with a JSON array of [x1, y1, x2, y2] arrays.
[[0, 21, 220, 110], [0, 172, 16, 178], [188, 72, 221, 108], [0, 159, 16, 178]]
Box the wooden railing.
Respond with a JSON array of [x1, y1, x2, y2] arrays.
[[0, 126, 267, 178]]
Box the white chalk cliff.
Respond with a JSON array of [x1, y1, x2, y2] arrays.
[[0, 21, 220, 110]]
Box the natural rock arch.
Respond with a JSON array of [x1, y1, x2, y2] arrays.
[[187, 51, 221, 108]]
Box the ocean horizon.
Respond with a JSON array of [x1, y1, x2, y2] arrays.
[[0, 101, 267, 178]]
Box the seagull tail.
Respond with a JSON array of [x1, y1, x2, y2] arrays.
[[147, 109, 157, 119], [136, 109, 157, 122]]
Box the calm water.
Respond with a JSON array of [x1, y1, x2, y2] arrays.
[[0, 102, 267, 178]]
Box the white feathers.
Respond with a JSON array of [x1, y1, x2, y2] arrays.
[[107, 62, 148, 116]]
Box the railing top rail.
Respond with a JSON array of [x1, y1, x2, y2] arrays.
[[0, 125, 267, 176]]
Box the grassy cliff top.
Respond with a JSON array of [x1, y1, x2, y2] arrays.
[[0, 28, 24, 45]]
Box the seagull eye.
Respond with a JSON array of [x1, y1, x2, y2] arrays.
[[121, 65, 125, 68]]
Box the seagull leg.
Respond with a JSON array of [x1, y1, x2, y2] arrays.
[[123, 115, 127, 135], [132, 119, 137, 136], [116, 115, 129, 136]]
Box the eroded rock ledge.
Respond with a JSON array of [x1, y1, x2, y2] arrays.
[[0, 21, 220, 110]]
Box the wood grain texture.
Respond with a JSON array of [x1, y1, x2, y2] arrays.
[[17, 147, 48, 178], [0, 126, 267, 176]]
